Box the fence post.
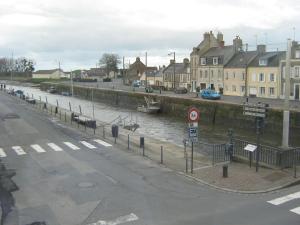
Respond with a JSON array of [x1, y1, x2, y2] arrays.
[[103, 126, 105, 138], [64, 112, 67, 122], [127, 134, 130, 150], [51, 106, 52, 115], [85, 119, 87, 131], [294, 149, 297, 178], [191, 142, 194, 174], [185, 150, 188, 173], [143, 144, 145, 156], [161, 146, 163, 164], [59, 110, 61, 120]]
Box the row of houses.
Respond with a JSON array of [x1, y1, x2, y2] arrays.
[[126, 31, 299, 100]]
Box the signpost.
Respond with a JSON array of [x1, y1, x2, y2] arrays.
[[242, 102, 269, 172], [187, 107, 200, 174], [244, 144, 257, 168]]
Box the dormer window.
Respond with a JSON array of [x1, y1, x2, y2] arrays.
[[259, 59, 267, 66], [213, 57, 218, 65], [200, 57, 206, 65]]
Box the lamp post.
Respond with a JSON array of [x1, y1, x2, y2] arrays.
[[168, 52, 176, 89]]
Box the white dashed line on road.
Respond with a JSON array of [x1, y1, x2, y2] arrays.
[[0, 148, 7, 157], [12, 146, 26, 155], [63, 142, 80, 150], [80, 141, 97, 149], [48, 143, 63, 152], [267, 191, 300, 205], [94, 139, 112, 147], [86, 213, 138, 225], [31, 144, 46, 153]]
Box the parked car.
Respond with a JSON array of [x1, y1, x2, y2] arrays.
[[145, 86, 153, 93], [174, 87, 188, 94], [14, 90, 24, 97], [47, 87, 57, 94], [199, 89, 221, 100], [132, 80, 141, 87]]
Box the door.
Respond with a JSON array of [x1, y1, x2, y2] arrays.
[[210, 84, 215, 90], [200, 83, 206, 90], [295, 84, 300, 100]]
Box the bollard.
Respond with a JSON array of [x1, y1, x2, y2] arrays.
[[140, 137, 144, 148], [223, 165, 228, 178], [142, 145, 145, 156], [128, 134, 130, 150], [161, 146, 163, 164]]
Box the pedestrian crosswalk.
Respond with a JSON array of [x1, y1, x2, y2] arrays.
[[267, 191, 300, 216], [0, 139, 112, 158]]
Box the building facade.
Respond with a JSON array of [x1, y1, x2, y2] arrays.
[[280, 41, 300, 100], [163, 58, 190, 90], [190, 31, 223, 92], [33, 69, 66, 79], [247, 49, 284, 99]]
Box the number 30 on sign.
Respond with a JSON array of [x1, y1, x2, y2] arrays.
[[188, 107, 200, 122]]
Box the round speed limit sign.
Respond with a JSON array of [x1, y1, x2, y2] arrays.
[[188, 107, 200, 122]]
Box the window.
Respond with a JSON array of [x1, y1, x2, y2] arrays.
[[187, 68, 190, 73], [211, 70, 214, 78], [225, 85, 228, 91], [260, 87, 265, 95], [242, 72, 245, 81], [233, 72, 236, 79], [295, 67, 300, 78], [269, 73, 275, 82], [200, 58, 206, 65], [259, 59, 267, 66], [226, 72, 228, 80], [241, 86, 245, 93], [213, 57, 218, 65], [296, 50, 300, 59], [205, 70, 208, 78], [259, 73, 265, 82], [218, 70, 221, 78], [200, 70, 203, 78], [269, 87, 275, 96], [232, 85, 236, 92], [252, 73, 256, 81]]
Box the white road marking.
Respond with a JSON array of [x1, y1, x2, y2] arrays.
[[63, 142, 80, 150], [12, 146, 26, 155], [94, 139, 112, 147], [290, 206, 300, 215], [47, 143, 63, 152], [31, 144, 46, 153], [86, 213, 138, 225], [268, 191, 300, 205], [80, 141, 97, 149], [0, 148, 7, 157]]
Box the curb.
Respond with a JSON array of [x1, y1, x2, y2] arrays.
[[177, 171, 300, 194]]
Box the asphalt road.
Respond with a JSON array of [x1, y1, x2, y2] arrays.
[[0, 91, 299, 225], [63, 79, 300, 111]]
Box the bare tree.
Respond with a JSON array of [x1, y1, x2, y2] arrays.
[[99, 53, 120, 77]]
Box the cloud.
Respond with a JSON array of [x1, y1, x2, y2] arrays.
[[0, 0, 299, 70]]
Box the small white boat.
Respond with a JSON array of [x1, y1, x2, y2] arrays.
[[137, 97, 160, 114]]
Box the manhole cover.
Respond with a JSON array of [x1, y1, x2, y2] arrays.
[[3, 113, 20, 120], [78, 182, 94, 188]]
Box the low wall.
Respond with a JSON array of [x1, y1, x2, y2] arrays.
[[40, 82, 300, 137]]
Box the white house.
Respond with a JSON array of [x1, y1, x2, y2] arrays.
[[32, 69, 67, 79]]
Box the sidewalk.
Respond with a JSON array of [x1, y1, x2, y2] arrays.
[[19, 95, 300, 194]]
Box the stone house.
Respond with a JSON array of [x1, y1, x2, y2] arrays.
[[32, 69, 66, 79], [163, 58, 190, 90], [280, 41, 300, 100]]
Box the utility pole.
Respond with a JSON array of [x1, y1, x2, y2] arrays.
[[92, 88, 95, 120], [123, 56, 125, 84], [58, 61, 61, 78], [145, 52, 147, 88], [70, 70, 74, 97], [282, 39, 292, 149], [173, 52, 175, 89], [10, 51, 14, 81]]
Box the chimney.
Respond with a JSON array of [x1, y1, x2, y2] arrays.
[[257, 44, 266, 54], [170, 59, 175, 64], [217, 32, 223, 42], [220, 41, 225, 48], [136, 57, 140, 62], [233, 35, 243, 52], [183, 58, 189, 66], [203, 32, 210, 40]]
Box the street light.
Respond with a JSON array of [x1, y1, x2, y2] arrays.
[[168, 52, 176, 89]]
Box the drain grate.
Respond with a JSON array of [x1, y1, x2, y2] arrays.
[[3, 113, 20, 120]]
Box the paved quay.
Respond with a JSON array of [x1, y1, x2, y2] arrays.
[[1, 90, 300, 225]]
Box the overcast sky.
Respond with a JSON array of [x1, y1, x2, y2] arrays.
[[0, 0, 300, 71]]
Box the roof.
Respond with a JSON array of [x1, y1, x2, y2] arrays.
[[248, 51, 286, 67], [145, 66, 164, 77], [201, 46, 235, 65], [224, 51, 258, 68], [163, 63, 190, 74], [34, 69, 62, 74]]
